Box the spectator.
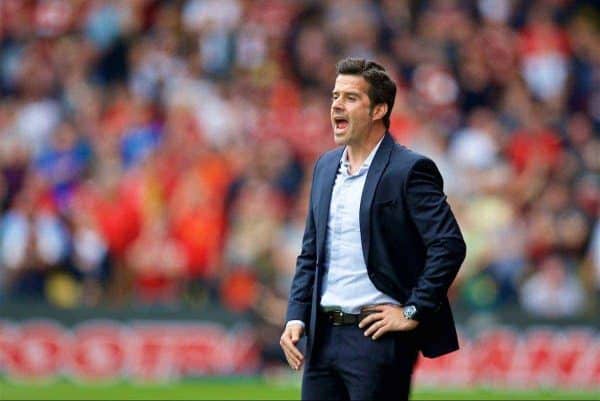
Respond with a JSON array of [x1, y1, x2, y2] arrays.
[[520, 254, 586, 318]]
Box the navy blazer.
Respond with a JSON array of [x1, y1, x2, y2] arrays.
[[286, 133, 466, 358]]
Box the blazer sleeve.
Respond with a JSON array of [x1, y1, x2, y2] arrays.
[[285, 160, 319, 324], [404, 158, 466, 321]]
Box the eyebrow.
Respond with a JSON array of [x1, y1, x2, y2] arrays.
[[332, 90, 362, 97]]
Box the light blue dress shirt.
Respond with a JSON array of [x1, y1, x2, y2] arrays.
[[286, 138, 400, 329], [320, 138, 400, 314]]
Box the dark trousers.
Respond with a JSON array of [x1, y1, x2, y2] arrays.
[[302, 315, 419, 400]]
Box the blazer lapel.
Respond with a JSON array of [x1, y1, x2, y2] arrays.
[[359, 133, 394, 266], [316, 148, 344, 263]]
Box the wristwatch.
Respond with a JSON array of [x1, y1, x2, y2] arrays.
[[403, 305, 418, 320]]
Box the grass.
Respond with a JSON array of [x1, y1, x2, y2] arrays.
[[0, 376, 597, 400]]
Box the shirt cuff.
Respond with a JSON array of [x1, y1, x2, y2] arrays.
[[286, 320, 305, 329]]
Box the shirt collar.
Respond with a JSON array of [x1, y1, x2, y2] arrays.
[[340, 136, 385, 174]]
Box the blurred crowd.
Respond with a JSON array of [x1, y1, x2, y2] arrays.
[[0, 0, 598, 326]]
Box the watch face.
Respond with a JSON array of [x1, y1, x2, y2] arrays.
[[404, 305, 416, 319]]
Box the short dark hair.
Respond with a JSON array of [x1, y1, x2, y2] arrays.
[[335, 57, 396, 129]]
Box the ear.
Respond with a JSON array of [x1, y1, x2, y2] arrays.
[[371, 103, 388, 122]]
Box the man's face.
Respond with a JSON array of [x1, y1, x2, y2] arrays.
[[331, 74, 373, 146]]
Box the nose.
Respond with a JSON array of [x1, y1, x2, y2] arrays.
[[332, 98, 344, 112]]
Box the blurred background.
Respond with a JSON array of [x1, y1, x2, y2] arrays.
[[0, 0, 599, 398]]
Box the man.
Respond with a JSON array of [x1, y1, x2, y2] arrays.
[[280, 58, 466, 400]]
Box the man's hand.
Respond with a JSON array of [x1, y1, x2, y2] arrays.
[[280, 323, 305, 370], [358, 304, 419, 340]]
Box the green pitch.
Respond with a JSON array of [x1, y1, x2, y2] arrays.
[[0, 377, 597, 400]]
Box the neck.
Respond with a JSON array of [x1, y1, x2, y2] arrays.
[[346, 125, 386, 172]]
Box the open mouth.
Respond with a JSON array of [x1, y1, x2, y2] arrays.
[[333, 117, 349, 130]]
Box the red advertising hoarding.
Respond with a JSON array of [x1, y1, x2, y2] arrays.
[[0, 319, 598, 389]]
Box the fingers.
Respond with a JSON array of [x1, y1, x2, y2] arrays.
[[283, 337, 304, 362], [363, 319, 387, 338], [358, 311, 384, 329], [281, 334, 303, 361], [279, 328, 304, 370], [280, 340, 303, 369], [359, 305, 402, 339], [371, 325, 389, 340], [282, 346, 303, 370]]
